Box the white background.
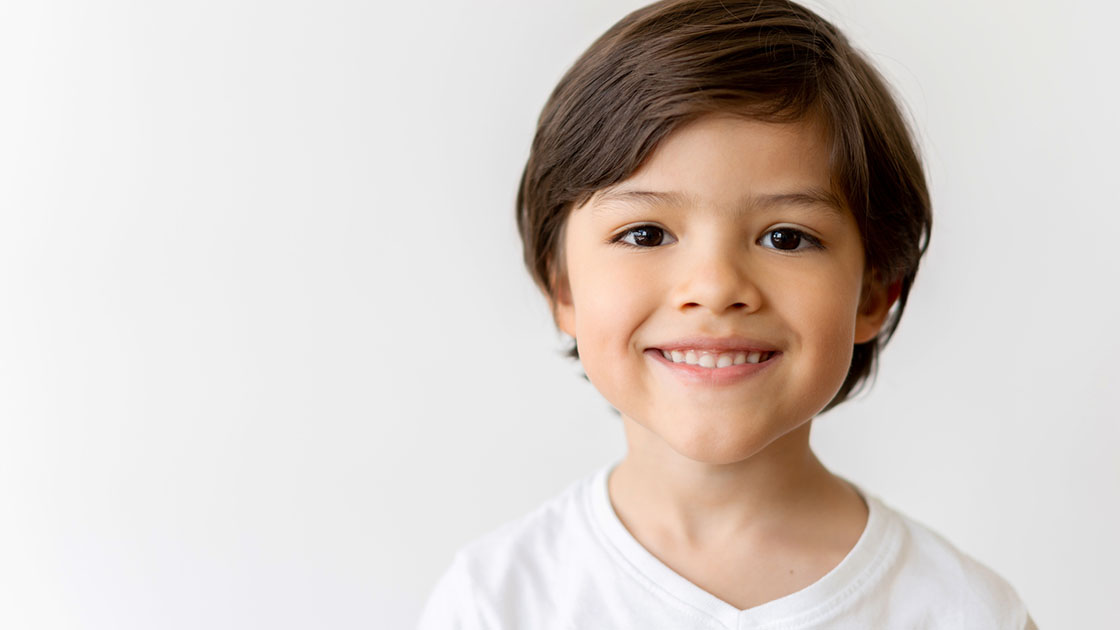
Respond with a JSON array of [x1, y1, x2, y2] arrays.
[[1, 0, 1117, 628]]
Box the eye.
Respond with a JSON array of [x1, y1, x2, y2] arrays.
[[758, 227, 822, 252], [611, 225, 676, 248]]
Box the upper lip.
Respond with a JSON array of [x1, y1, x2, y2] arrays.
[[649, 336, 780, 353]]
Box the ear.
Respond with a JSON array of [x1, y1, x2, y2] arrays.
[[548, 270, 576, 339], [853, 274, 902, 344]]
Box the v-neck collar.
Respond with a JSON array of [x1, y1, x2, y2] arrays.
[[587, 461, 903, 630]]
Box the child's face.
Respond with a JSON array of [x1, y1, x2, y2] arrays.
[[552, 114, 893, 465]]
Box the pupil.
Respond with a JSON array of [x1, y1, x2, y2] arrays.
[[771, 230, 800, 250], [635, 227, 663, 246]]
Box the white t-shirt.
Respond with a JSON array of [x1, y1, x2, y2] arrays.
[[417, 463, 1035, 629]]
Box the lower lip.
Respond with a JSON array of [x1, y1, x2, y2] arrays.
[[645, 349, 780, 386]]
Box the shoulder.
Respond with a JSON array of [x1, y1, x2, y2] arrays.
[[870, 495, 1033, 629], [417, 470, 602, 629], [457, 471, 595, 576], [416, 550, 484, 630]]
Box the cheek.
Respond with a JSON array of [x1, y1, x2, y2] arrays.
[[571, 258, 651, 338], [574, 288, 646, 369], [818, 310, 859, 378], [569, 262, 656, 390], [779, 274, 863, 383]]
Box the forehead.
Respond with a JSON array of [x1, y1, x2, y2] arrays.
[[586, 113, 838, 215]]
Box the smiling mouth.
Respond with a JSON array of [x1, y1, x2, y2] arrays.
[[656, 348, 777, 369]]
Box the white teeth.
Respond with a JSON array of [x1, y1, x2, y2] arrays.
[[658, 348, 773, 369]]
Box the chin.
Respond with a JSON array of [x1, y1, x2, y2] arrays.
[[663, 426, 778, 466]]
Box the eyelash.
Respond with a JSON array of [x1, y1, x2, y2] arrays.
[[608, 225, 676, 248], [759, 227, 824, 252], [608, 224, 824, 251]]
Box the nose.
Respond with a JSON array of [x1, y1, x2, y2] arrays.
[[670, 237, 762, 315]]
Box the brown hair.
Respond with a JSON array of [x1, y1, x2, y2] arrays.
[[516, 0, 931, 411]]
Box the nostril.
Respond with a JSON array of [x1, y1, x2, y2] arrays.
[[680, 301, 750, 311]]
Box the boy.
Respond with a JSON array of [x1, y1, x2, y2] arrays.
[[419, 0, 1035, 627]]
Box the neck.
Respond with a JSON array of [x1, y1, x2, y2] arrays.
[[609, 415, 857, 549]]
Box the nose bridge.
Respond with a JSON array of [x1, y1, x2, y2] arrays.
[[672, 228, 759, 314]]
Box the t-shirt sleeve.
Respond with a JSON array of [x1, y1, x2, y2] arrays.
[[957, 551, 1033, 630], [416, 552, 486, 630]]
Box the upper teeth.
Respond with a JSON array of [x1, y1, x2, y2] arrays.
[[659, 349, 772, 368]]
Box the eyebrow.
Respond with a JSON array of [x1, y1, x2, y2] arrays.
[[591, 187, 846, 217]]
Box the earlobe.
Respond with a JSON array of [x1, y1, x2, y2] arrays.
[[555, 302, 576, 339], [550, 273, 576, 338], [853, 277, 901, 344]]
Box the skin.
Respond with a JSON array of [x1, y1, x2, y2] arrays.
[[550, 113, 898, 609]]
